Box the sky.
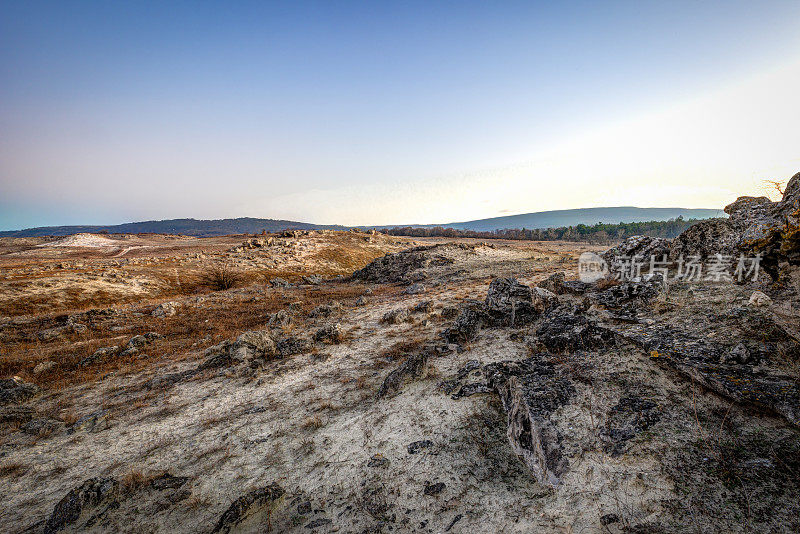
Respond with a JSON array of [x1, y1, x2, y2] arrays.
[[1, 0, 799, 230]]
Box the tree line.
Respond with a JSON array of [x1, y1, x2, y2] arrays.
[[377, 217, 705, 243]]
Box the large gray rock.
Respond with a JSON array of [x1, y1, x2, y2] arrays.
[[484, 278, 542, 326], [352, 245, 455, 284], [484, 356, 575, 487]]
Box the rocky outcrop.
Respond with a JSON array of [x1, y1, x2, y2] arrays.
[[602, 235, 671, 263], [484, 355, 575, 487], [352, 245, 455, 284], [443, 279, 557, 343], [670, 171, 800, 280], [484, 278, 543, 326], [585, 275, 663, 310], [200, 330, 278, 370], [211, 483, 285, 534], [313, 323, 342, 344], [442, 301, 487, 344], [603, 321, 800, 427]]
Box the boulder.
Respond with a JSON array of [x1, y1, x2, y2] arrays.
[[586, 276, 663, 309], [381, 308, 409, 324], [232, 330, 277, 363], [442, 301, 486, 344], [352, 245, 455, 284], [484, 278, 541, 326], [537, 272, 566, 294], [536, 311, 616, 352], [377, 346, 434, 398]]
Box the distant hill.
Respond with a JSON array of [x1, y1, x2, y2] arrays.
[[0, 217, 347, 238], [404, 207, 724, 232], [0, 207, 724, 238]]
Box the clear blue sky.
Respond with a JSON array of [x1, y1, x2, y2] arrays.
[[1, 1, 799, 230]]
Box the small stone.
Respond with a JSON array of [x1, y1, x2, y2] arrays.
[[600, 513, 619, 526], [423, 482, 445, 496], [297, 500, 312, 515], [407, 440, 433, 454], [33, 361, 56, 375], [748, 291, 772, 307], [367, 454, 390, 468]]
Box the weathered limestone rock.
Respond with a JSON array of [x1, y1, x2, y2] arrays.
[[536, 310, 615, 352], [670, 171, 800, 280], [442, 301, 486, 344], [484, 278, 541, 326], [314, 323, 342, 344], [377, 346, 435, 398], [352, 245, 454, 284], [484, 356, 575, 486], [0, 377, 39, 406], [43, 477, 120, 534], [602, 235, 671, 264], [151, 301, 178, 318], [211, 483, 285, 534]]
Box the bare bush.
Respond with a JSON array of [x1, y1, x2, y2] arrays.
[[201, 265, 241, 291]]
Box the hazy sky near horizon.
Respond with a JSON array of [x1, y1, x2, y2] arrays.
[[1, 1, 800, 230]]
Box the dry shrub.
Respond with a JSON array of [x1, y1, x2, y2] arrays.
[[120, 470, 148, 494], [200, 266, 242, 291], [301, 415, 324, 430]]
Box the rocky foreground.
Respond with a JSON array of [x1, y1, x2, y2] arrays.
[[1, 175, 799, 533]]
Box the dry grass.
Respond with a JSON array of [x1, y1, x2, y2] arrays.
[[0, 462, 29, 478], [301, 415, 324, 430], [595, 278, 620, 291], [120, 470, 149, 494]]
